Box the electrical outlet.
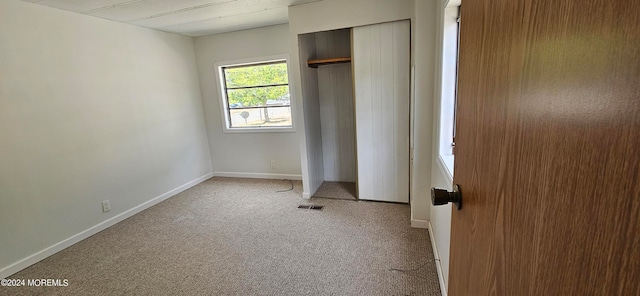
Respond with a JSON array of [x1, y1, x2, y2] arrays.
[[102, 200, 111, 213], [270, 160, 277, 169]]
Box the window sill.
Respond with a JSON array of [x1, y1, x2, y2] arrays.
[[222, 126, 296, 134]]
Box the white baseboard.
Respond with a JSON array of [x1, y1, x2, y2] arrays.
[[213, 171, 302, 180], [411, 218, 429, 229], [428, 221, 448, 296], [0, 172, 213, 279]]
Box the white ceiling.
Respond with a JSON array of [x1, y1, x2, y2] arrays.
[[21, 0, 322, 37]]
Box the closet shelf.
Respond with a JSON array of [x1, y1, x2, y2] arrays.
[[307, 57, 351, 68]]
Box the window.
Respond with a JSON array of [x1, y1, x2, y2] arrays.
[[217, 57, 293, 131], [438, 6, 460, 178]]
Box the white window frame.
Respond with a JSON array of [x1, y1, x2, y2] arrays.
[[214, 54, 296, 133], [438, 5, 461, 179]]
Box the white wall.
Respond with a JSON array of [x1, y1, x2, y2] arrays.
[[297, 33, 324, 197], [289, 0, 414, 199], [431, 161, 453, 290], [194, 24, 302, 180], [428, 0, 458, 292], [412, 0, 453, 293], [412, 0, 438, 225], [0, 0, 212, 277]]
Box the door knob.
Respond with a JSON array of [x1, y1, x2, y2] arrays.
[[431, 184, 462, 210]]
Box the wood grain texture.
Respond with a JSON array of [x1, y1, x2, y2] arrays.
[[450, 0, 640, 295], [307, 57, 351, 68], [353, 20, 410, 203]]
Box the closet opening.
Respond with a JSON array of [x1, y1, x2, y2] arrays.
[[300, 28, 357, 200]]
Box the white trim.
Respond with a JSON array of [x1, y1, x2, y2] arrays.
[[214, 54, 297, 133], [302, 192, 311, 199], [439, 153, 455, 177], [428, 221, 448, 296], [432, 0, 446, 189], [447, 0, 462, 7], [213, 171, 302, 180], [438, 154, 454, 182], [0, 173, 213, 279], [411, 218, 429, 229], [220, 126, 297, 134]]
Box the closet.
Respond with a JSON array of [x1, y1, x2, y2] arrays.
[[301, 28, 357, 200], [298, 20, 410, 203]]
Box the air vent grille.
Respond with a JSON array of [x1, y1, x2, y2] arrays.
[[298, 205, 323, 210]]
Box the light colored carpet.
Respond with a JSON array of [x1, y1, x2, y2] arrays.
[[312, 181, 357, 200], [4, 177, 441, 296]]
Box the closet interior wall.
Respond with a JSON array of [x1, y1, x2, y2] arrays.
[[297, 33, 324, 197]]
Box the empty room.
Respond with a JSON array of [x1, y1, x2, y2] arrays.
[[1, 0, 443, 295], [1, 0, 639, 295]]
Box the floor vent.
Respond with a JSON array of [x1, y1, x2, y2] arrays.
[[298, 205, 324, 210]]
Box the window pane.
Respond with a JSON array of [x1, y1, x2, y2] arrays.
[[227, 85, 290, 108], [224, 62, 288, 88], [229, 106, 292, 128]]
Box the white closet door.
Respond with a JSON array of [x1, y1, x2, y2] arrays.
[[353, 20, 410, 203]]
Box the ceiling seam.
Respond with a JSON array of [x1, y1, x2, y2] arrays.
[[128, 0, 238, 22], [158, 6, 288, 29], [84, 0, 146, 14]]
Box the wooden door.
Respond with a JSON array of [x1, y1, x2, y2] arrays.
[[352, 20, 410, 203], [450, 0, 640, 294]]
